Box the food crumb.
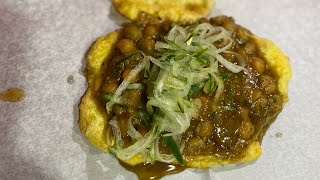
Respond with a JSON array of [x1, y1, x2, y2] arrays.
[[67, 75, 75, 85], [275, 132, 283, 138]]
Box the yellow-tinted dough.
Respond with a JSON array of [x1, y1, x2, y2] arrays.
[[112, 0, 216, 23]]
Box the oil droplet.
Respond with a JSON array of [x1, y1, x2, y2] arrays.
[[67, 75, 74, 85], [275, 132, 283, 138], [0, 88, 25, 102]]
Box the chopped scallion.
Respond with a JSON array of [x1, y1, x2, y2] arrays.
[[219, 72, 232, 80], [139, 111, 152, 125], [101, 93, 113, 102], [115, 51, 140, 65], [188, 85, 201, 97], [162, 136, 184, 165]]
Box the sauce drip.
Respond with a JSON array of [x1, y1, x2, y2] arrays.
[[275, 132, 283, 138], [0, 88, 25, 102], [120, 161, 186, 180], [67, 75, 75, 85]]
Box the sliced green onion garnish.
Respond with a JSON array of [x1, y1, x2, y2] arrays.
[[105, 22, 248, 164], [194, 48, 208, 57], [126, 83, 144, 90], [139, 111, 152, 125], [101, 93, 113, 102], [162, 136, 184, 165], [188, 85, 201, 97], [219, 71, 232, 80], [204, 73, 217, 94], [115, 51, 140, 65]]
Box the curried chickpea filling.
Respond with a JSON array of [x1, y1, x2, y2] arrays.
[[99, 14, 283, 160]]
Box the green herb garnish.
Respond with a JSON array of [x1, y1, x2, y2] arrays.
[[188, 85, 201, 97], [139, 111, 152, 125], [162, 136, 184, 165], [204, 73, 217, 94], [219, 72, 232, 80], [194, 48, 208, 57], [101, 93, 113, 102], [115, 51, 140, 65]]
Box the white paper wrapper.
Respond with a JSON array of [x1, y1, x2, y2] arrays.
[[1, 0, 320, 179]]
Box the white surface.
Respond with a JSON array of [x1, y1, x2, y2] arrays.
[[0, 0, 319, 179]]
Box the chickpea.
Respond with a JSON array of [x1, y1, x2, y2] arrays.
[[238, 107, 255, 139], [187, 137, 205, 149], [197, 95, 210, 108], [271, 94, 282, 104], [251, 89, 262, 102], [102, 81, 118, 94], [137, 37, 155, 55], [212, 127, 232, 146], [199, 17, 209, 24], [127, 106, 135, 114], [113, 104, 126, 116], [195, 121, 214, 137], [224, 20, 237, 32], [259, 75, 277, 94], [239, 120, 255, 139], [123, 24, 142, 41], [256, 95, 268, 108], [117, 39, 136, 54], [236, 27, 250, 43], [244, 41, 256, 55], [210, 16, 233, 26], [237, 48, 249, 64], [143, 25, 158, 38], [196, 95, 211, 118], [251, 57, 266, 74], [239, 107, 250, 121], [122, 90, 142, 107]]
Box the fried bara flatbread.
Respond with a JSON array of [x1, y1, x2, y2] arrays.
[[112, 0, 216, 23], [79, 29, 291, 168]]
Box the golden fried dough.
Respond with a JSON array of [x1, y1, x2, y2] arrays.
[[79, 31, 120, 152], [112, 0, 216, 22], [253, 36, 292, 103]]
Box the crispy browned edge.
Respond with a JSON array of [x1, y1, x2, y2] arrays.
[[79, 31, 292, 168]]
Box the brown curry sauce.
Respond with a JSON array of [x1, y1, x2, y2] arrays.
[[0, 88, 25, 102], [120, 161, 186, 180], [98, 14, 283, 179]]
